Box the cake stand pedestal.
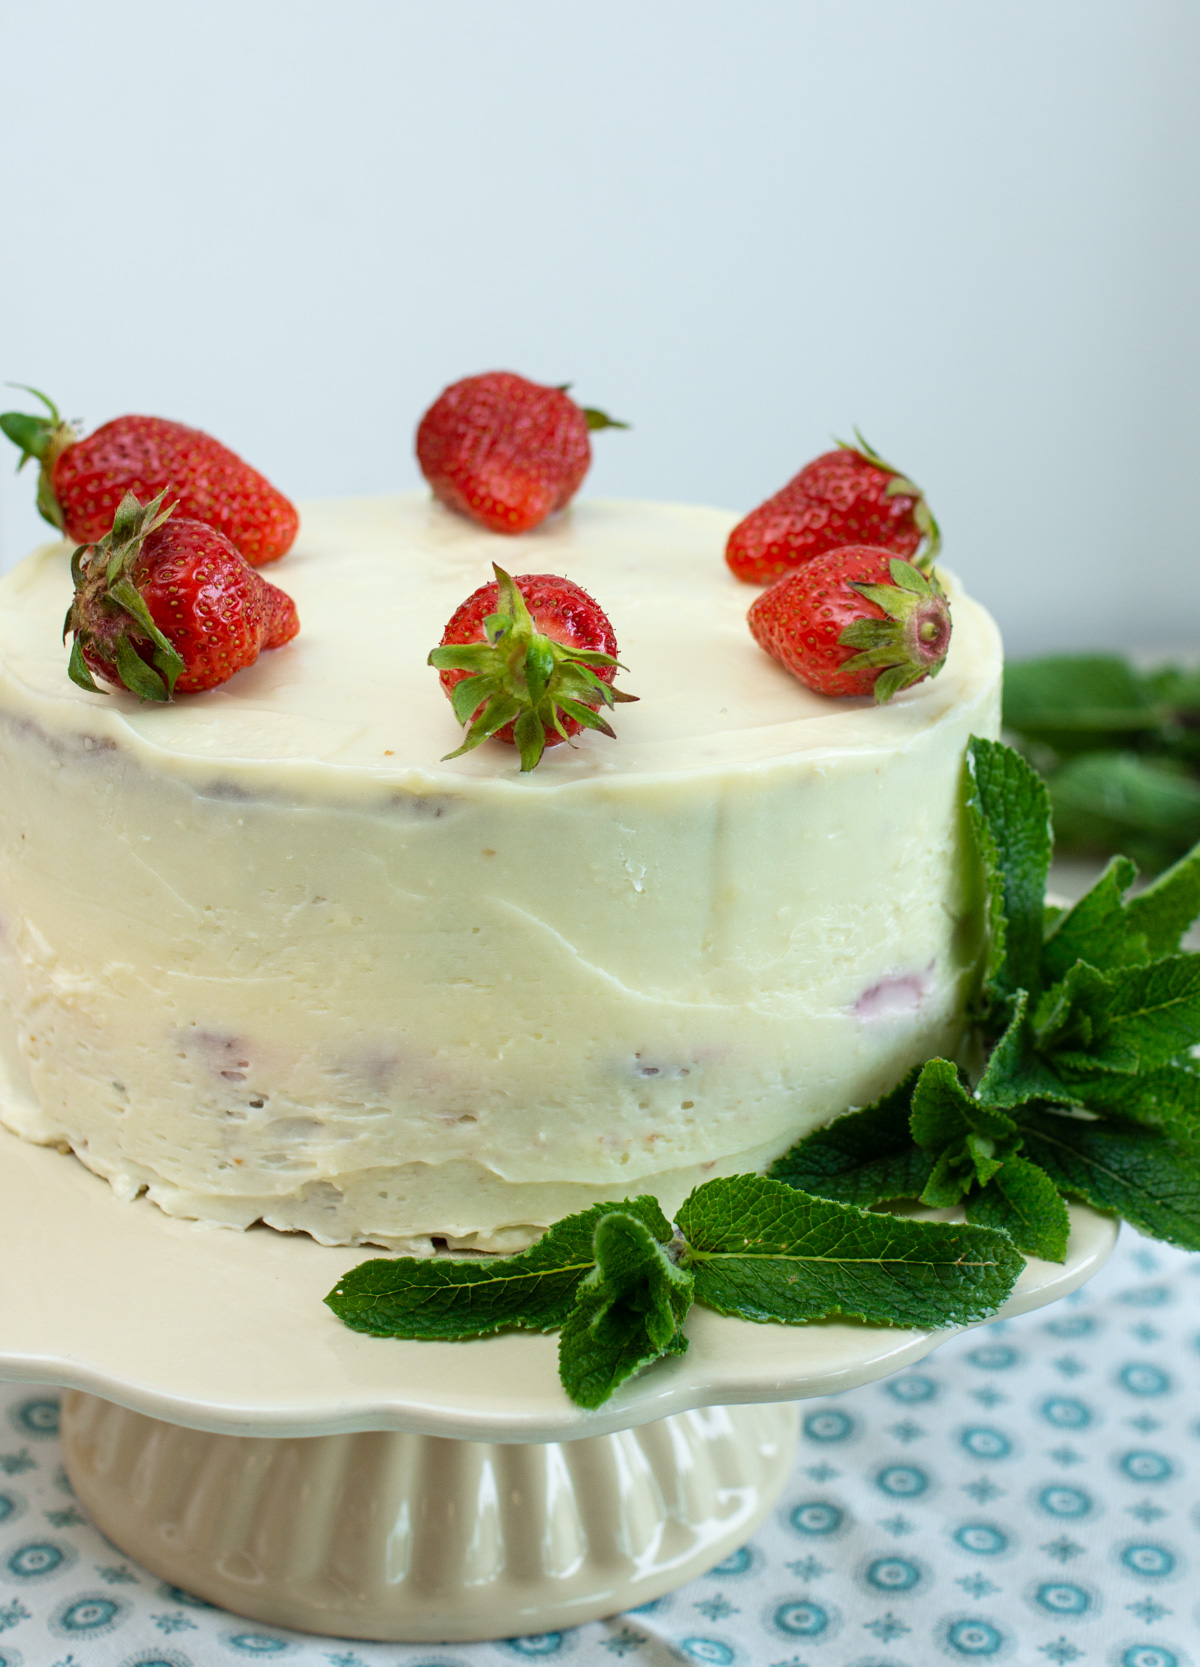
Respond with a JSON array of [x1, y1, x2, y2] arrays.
[[0, 1134, 1117, 1643]]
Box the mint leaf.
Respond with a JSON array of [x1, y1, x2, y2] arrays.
[[325, 1195, 673, 1339], [965, 736, 1053, 1004], [1041, 855, 1146, 983], [1074, 1061, 1200, 1151], [1003, 655, 1161, 753], [1049, 752, 1200, 874], [1033, 962, 1119, 1061], [1124, 840, 1200, 954], [965, 1156, 1071, 1262], [768, 1068, 933, 1206], [1049, 955, 1200, 1077], [909, 1057, 1017, 1146], [920, 1147, 974, 1209], [905, 1059, 1020, 1208], [977, 992, 1077, 1108], [677, 1174, 1024, 1329], [557, 1212, 693, 1409], [1016, 1107, 1200, 1251]]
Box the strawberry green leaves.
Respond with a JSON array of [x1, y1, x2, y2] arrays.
[[837, 428, 941, 563], [428, 565, 636, 772], [838, 559, 953, 705], [64, 489, 185, 702], [0, 385, 74, 530], [676, 1176, 1022, 1329]]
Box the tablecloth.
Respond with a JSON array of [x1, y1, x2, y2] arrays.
[[0, 1224, 1195, 1667]]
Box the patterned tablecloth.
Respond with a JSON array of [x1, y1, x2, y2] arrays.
[[0, 1226, 1195, 1667]]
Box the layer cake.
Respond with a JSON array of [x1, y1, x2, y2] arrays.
[[0, 494, 1001, 1250]]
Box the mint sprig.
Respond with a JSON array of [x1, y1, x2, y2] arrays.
[[327, 1175, 1022, 1408], [558, 1211, 693, 1409]]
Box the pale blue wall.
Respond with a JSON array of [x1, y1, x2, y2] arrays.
[[2, 0, 1195, 654]]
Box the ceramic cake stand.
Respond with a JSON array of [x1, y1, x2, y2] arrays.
[[0, 1132, 1116, 1644]]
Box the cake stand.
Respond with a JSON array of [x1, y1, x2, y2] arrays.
[[0, 1131, 1116, 1643]]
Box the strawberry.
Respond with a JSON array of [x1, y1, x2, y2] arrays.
[[726, 430, 940, 584], [428, 565, 636, 771], [64, 490, 300, 700], [747, 545, 951, 703], [416, 371, 627, 535], [0, 388, 298, 566]]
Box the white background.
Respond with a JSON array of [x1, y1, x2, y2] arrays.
[[1, 1, 1195, 654]]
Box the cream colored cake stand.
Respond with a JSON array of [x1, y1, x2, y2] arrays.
[[0, 1132, 1116, 1643]]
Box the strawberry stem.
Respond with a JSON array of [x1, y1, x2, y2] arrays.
[[582, 407, 631, 432], [64, 489, 186, 701], [0, 386, 77, 531], [839, 558, 953, 705], [836, 427, 942, 564], [428, 564, 636, 771]]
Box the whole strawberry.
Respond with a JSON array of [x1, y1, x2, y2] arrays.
[[748, 545, 951, 703], [726, 431, 940, 585], [1, 388, 298, 566], [416, 371, 627, 535], [65, 490, 300, 700], [429, 565, 636, 770]]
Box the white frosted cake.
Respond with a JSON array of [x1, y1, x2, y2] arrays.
[[0, 494, 1001, 1251]]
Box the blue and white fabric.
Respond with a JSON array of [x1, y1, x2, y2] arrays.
[[0, 1226, 1196, 1666]]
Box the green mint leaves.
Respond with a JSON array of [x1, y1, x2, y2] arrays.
[[325, 735, 1200, 1409], [676, 1175, 1022, 1329], [327, 1195, 674, 1340], [776, 736, 1200, 1264], [326, 1174, 1023, 1409], [1003, 652, 1200, 873], [769, 1057, 1070, 1263], [964, 735, 1052, 1005], [558, 1211, 693, 1409]]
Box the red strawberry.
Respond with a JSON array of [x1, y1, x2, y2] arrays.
[[1, 388, 298, 566], [747, 545, 951, 703], [726, 431, 940, 584], [416, 371, 627, 535], [65, 490, 300, 699], [428, 566, 636, 770]]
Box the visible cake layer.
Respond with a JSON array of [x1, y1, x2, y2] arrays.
[[0, 495, 1002, 1250]]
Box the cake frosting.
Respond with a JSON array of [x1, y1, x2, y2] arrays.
[[0, 494, 1002, 1250]]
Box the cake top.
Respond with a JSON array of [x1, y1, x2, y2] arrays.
[[0, 493, 1000, 795]]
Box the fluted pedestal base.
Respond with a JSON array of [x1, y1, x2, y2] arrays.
[[61, 1391, 800, 1643]]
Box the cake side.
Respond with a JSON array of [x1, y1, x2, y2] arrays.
[[0, 496, 1002, 1251]]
